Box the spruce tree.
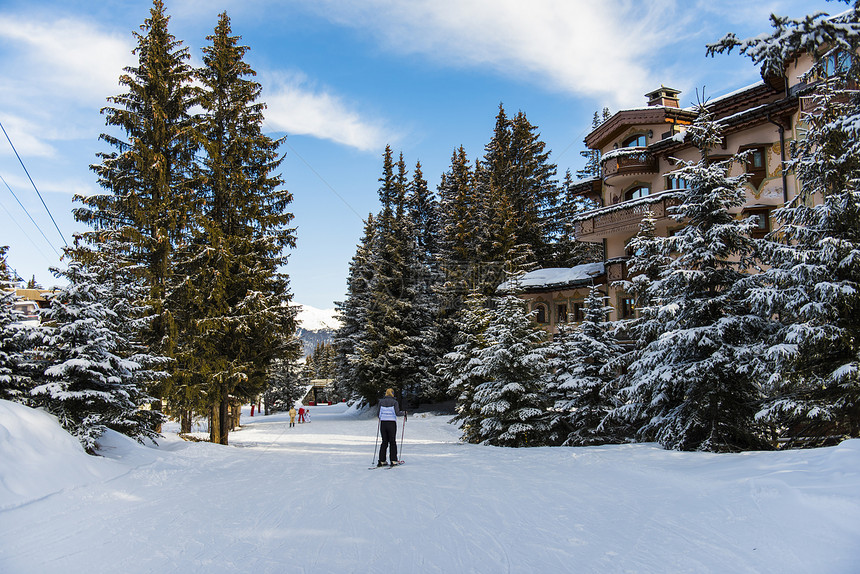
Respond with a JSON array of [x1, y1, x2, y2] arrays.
[[352, 149, 429, 405], [439, 291, 492, 443], [29, 257, 162, 453], [546, 284, 625, 446], [616, 105, 771, 452], [0, 246, 29, 402], [81, 0, 196, 418], [334, 215, 376, 402], [181, 11, 298, 444], [711, 5, 860, 444], [469, 287, 550, 447], [478, 106, 559, 271]]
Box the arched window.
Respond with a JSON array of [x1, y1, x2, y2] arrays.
[[623, 134, 647, 148], [625, 185, 650, 201]]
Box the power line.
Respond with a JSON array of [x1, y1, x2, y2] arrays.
[[0, 119, 68, 247], [0, 196, 56, 264], [0, 171, 63, 258]]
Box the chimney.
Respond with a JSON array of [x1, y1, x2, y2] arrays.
[[645, 86, 681, 108]]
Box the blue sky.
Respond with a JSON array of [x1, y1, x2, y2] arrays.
[[0, 0, 837, 309]]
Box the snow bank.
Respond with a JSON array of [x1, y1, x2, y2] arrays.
[[0, 400, 124, 509]]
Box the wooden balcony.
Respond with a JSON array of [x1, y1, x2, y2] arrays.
[[600, 148, 658, 185], [573, 194, 673, 241]]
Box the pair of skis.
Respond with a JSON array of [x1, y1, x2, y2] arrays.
[[368, 461, 405, 470]]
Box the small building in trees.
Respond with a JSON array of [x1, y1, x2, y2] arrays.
[[498, 262, 605, 335]]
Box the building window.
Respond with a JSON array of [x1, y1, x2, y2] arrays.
[[619, 296, 635, 319], [625, 185, 650, 201], [744, 207, 771, 238], [556, 303, 568, 324], [572, 302, 585, 322], [533, 303, 548, 324], [823, 50, 852, 78], [666, 174, 687, 190], [623, 134, 647, 148], [742, 146, 767, 188]]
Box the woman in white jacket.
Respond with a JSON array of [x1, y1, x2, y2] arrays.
[[377, 388, 407, 467]]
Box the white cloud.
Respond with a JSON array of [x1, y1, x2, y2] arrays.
[[0, 116, 56, 158], [0, 14, 135, 157], [262, 73, 397, 152], [0, 16, 133, 105], [292, 0, 682, 108]]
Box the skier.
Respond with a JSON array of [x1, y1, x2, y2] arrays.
[[289, 406, 297, 428], [298, 406, 305, 423], [377, 388, 407, 467]]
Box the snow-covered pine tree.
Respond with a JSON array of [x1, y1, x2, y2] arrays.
[[438, 291, 492, 443], [616, 104, 772, 452], [470, 285, 550, 447], [546, 284, 625, 446], [711, 4, 860, 444], [405, 161, 443, 402], [29, 257, 162, 453], [264, 357, 302, 413], [352, 148, 428, 405], [605, 209, 672, 435], [69, 231, 170, 435], [0, 246, 29, 402], [333, 214, 376, 403]]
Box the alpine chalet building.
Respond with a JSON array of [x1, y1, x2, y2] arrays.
[[513, 48, 830, 333]]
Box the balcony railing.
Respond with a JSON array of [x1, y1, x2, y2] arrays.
[[600, 147, 658, 184], [573, 193, 677, 240]]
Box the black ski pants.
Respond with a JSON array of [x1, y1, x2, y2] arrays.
[[379, 420, 398, 463]]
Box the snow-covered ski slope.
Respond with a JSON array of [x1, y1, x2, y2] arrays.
[[1, 399, 859, 573]]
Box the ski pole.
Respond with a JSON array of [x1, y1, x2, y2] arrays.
[[399, 413, 406, 461], [372, 419, 380, 465]]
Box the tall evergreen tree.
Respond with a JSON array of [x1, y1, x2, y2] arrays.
[[478, 106, 559, 271], [711, 4, 860, 444], [180, 11, 297, 444], [81, 0, 197, 418], [333, 215, 376, 401], [615, 105, 772, 452]]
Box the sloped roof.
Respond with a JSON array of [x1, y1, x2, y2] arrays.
[[498, 262, 605, 293]]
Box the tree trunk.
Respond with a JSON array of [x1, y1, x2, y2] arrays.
[[209, 404, 220, 444], [180, 409, 192, 434], [218, 399, 230, 445], [152, 399, 164, 434]]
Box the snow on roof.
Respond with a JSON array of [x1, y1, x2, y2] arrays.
[[498, 262, 605, 292]]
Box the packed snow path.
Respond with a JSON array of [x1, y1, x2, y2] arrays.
[[1, 401, 859, 573]]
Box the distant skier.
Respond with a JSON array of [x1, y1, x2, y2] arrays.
[[289, 407, 297, 428], [377, 388, 407, 467], [298, 406, 305, 423]]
